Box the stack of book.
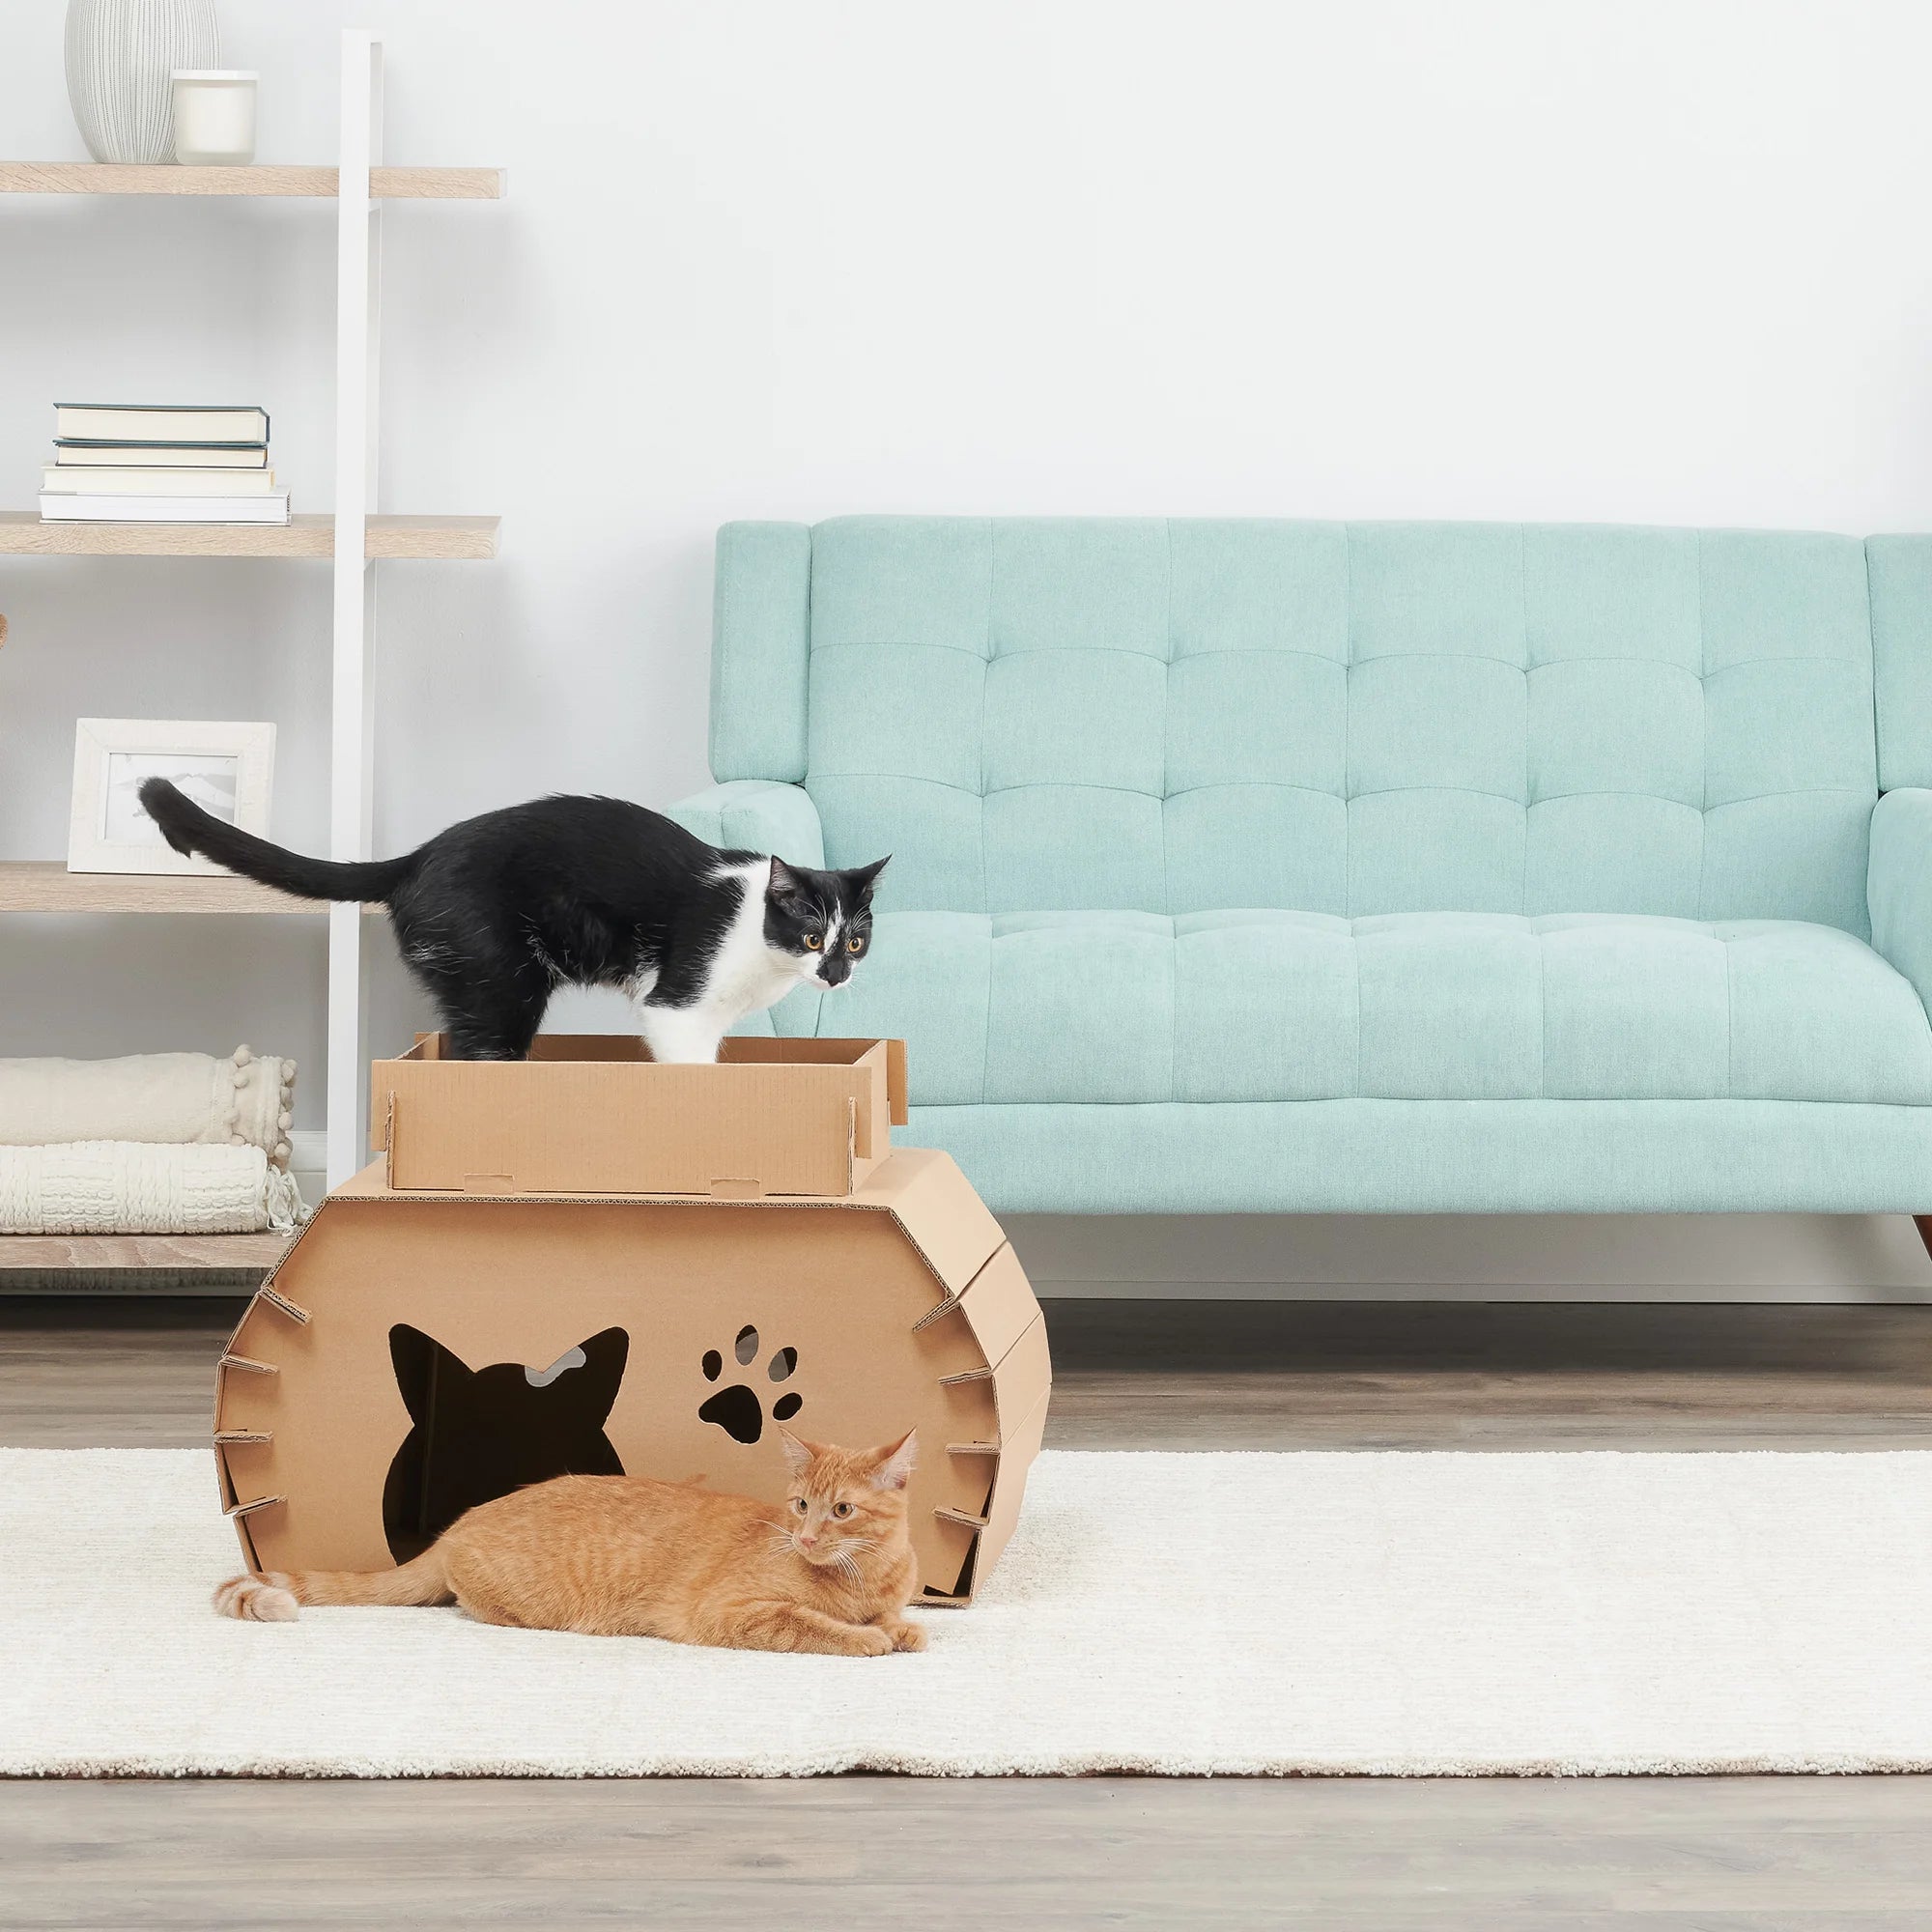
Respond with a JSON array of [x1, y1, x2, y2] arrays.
[[39, 405, 288, 525]]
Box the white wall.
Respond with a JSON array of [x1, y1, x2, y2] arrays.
[[6, 1, 1932, 1297]]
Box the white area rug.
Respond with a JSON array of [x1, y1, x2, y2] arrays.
[[5, 1446, 1932, 1776]]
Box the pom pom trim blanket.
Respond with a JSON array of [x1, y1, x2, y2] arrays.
[[0, 1048, 297, 1168]]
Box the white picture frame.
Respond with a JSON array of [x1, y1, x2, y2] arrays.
[[67, 718, 276, 876]]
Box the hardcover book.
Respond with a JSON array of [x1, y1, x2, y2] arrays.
[[54, 442, 270, 469], [40, 491, 292, 526], [54, 403, 270, 442], [43, 466, 278, 496]]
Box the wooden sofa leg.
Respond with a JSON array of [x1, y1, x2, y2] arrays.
[[1916, 1216, 1932, 1264]]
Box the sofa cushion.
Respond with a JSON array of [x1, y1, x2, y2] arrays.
[[792, 519, 1879, 936], [798, 911, 1932, 1107]]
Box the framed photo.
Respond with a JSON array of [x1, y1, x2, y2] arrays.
[[68, 718, 276, 875]]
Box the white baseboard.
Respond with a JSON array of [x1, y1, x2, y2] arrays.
[[1008, 1211, 1932, 1304]]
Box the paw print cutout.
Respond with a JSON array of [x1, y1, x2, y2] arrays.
[[698, 1323, 802, 1445]]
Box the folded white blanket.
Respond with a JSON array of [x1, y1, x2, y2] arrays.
[[0, 1048, 296, 1167], [0, 1142, 307, 1236]]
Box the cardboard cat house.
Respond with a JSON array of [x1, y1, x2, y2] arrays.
[[213, 1037, 1050, 1605]]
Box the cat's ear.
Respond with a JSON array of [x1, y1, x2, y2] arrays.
[[866, 1428, 918, 1492], [388, 1324, 473, 1426], [776, 1426, 816, 1477], [766, 857, 813, 908], [567, 1327, 629, 1424], [844, 855, 890, 898]]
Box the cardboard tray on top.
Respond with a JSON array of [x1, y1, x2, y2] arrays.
[[213, 1137, 1050, 1607], [373, 1034, 908, 1198]]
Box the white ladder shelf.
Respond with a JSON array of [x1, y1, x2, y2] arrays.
[[0, 29, 503, 1270]]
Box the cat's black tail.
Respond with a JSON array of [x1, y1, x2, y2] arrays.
[[138, 779, 416, 903]]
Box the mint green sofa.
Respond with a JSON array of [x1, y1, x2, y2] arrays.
[[668, 517, 1932, 1219]]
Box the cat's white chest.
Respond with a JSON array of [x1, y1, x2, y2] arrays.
[[699, 867, 802, 1018], [627, 862, 814, 1065], [702, 934, 801, 1019]]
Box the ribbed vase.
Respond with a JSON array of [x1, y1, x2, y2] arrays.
[[65, 0, 219, 164]]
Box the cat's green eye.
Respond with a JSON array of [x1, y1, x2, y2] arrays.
[[804, 932, 822, 951], [833, 1501, 854, 1519]]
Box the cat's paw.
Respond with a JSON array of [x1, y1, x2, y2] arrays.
[[213, 1573, 298, 1622], [845, 1623, 895, 1657], [697, 1324, 802, 1445], [880, 1617, 927, 1653]]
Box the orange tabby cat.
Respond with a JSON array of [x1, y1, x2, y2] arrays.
[[213, 1427, 925, 1657]]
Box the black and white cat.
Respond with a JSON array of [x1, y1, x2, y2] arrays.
[[138, 782, 888, 1063]]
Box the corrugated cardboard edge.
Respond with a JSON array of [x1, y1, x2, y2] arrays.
[[258, 1284, 310, 1325]]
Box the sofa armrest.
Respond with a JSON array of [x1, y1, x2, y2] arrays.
[[664, 780, 826, 867], [1868, 789, 1932, 1008]]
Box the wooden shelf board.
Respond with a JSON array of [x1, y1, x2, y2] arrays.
[[0, 512, 498, 559], [0, 1230, 293, 1271], [0, 862, 390, 917], [0, 162, 503, 200]]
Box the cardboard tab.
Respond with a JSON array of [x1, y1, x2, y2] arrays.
[[258, 1285, 310, 1325]]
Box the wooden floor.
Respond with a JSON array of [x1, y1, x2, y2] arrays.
[[6, 1293, 1932, 1928]]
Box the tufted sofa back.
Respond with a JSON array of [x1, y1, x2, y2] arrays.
[[711, 518, 1922, 936]]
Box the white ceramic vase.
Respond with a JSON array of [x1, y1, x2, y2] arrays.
[[65, 0, 219, 164]]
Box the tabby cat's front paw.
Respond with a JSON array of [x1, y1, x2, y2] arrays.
[[876, 1617, 925, 1652], [845, 1623, 895, 1657]]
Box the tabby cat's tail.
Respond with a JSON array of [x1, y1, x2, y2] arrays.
[[139, 778, 415, 903], [212, 1548, 452, 1622]]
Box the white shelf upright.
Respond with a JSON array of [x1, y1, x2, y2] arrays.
[[327, 29, 384, 1188]]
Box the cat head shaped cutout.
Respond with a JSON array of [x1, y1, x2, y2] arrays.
[[381, 1324, 629, 1563]]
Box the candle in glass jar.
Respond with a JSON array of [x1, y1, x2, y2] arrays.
[[171, 71, 257, 166]]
